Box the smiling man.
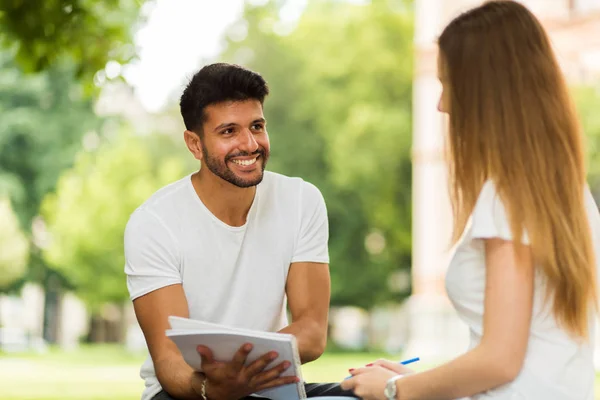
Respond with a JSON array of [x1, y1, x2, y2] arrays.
[[124, 63, 353, 400]]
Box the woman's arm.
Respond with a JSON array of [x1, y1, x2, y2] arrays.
[[343, 238, 535, 400], [394, 238, 534, 399]]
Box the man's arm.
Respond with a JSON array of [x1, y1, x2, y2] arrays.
[[127, 209, 299, 400], [135, 281, 301, 400], [278, 262, 330, 363], [133, 284, 204, 400], [125, 210, 202, 398]]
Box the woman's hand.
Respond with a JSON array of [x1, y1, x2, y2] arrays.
[[340, 365, 399, 400], [367, 359, 416, 376]]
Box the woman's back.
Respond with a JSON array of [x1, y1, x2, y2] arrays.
[[446, 181, 600, 399]]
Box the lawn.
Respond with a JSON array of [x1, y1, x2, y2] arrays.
[[0, 345, 598, 399], [0, 345, 393, 400]]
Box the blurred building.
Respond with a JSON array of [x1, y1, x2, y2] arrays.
[[408, 0, 600, 363]]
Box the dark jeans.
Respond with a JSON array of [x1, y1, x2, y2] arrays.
[[152, 382, 357, 399]]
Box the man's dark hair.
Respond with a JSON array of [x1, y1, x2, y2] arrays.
[[179, 63, 269, 135]]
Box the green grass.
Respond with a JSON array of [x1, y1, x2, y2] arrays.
[[0, 345, 146, 400], [303, 352, 398, 382], [0, 345, 598, 399], [0, 346, 393, 400]]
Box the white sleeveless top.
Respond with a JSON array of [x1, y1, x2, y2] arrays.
[[445, 181, 600, 399]]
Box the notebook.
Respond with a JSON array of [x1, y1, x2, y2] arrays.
[[166, 316, 306, 400]]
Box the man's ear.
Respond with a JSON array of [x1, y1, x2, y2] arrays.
[[184, 130, 203, 161]]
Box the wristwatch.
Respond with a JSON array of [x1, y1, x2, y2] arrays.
[[384, 375, 403, 400]]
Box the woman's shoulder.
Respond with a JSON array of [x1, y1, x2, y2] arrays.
[[470, 180, 529, 244]]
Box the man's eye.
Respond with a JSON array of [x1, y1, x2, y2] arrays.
[[252, 124, 264, 131], [222, 128, 234, 135]]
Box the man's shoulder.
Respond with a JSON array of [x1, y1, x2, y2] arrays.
[[261, 171, 322, 196], [260, 171, 326, 214], [129, 174, 192, 226]]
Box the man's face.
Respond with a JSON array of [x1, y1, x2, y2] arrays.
[[197, 99, 270, 188]]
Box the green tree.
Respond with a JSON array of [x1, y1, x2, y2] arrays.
[[220, 0, 414, 309], [0, 197, 29, 291], [0, 0, 149, 90], [573, 85, 600, 194], [0, 0, 153, 342], [0, 54, 106, 334], [0, 55, 103, 233], [41, 132, 189, 312]]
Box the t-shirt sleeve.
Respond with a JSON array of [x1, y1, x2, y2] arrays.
[[291, 182, 330, 264], [470, 181, 530, 245], [124, 208, 182, 300]]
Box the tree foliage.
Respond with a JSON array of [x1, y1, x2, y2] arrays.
[[0, 54, 102, 231], [220, 0, 414, 309], [41, 132, 190, 310], [0, 52, 108, 297], [573, 85, 600, 193], [0, 0, 148, 89], [0, 197, 29, 290]]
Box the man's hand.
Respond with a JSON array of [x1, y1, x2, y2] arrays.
[[198, 343, 299, 400]]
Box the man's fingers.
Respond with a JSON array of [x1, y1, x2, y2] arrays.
[[255, 375, 299, 391], [244, 351, 278, 377], [197, 345, 215, 365], [230, 343, 253, 371], [251, 360, 291, 386]]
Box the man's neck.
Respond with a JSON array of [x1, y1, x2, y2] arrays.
[[191, 170, 257, 227]]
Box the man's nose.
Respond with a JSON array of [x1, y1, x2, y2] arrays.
[[238, 128, 259, 153]]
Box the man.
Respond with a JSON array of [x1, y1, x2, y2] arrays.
[[124, 63, 353, 400]]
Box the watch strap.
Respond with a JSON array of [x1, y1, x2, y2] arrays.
[[385, 374, 404, 400]]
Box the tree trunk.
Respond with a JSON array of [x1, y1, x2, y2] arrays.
[[42, 272, 62, 344], [117, 302, 128, 344], [87, 313, 107, 343]]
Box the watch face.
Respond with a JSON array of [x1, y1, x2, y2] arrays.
[[385, 376, 401, 400], [384, 382, 395, 398]]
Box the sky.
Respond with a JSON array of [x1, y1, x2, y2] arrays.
[[123, 0, 245, 112], [115, 0, 600, 113], [124, 0, 309, 113]]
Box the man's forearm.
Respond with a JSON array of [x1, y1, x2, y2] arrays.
[[155, 357, 202, 400], [278, 319, 327, 363]]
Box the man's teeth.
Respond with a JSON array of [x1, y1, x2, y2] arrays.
[[232, 158, 257, 166]]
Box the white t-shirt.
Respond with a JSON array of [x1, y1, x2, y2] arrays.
[[446, 180, 600, 400], [124, 171, 329, 400]]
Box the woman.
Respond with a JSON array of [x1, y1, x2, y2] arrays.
[[341, 1, 600, 399]]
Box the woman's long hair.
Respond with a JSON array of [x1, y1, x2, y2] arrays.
[[438, 0, 597, 338]]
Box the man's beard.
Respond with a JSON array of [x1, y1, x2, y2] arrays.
[[201, 148, 268, 188]]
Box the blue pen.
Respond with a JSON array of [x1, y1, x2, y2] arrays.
[[344, 357, 420, 380], [399, 357, 420, 365]]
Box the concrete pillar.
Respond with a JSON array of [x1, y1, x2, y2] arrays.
[[405, 0, 469, 363]]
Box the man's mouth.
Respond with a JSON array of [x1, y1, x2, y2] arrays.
[[230, 156, 259, 166]]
